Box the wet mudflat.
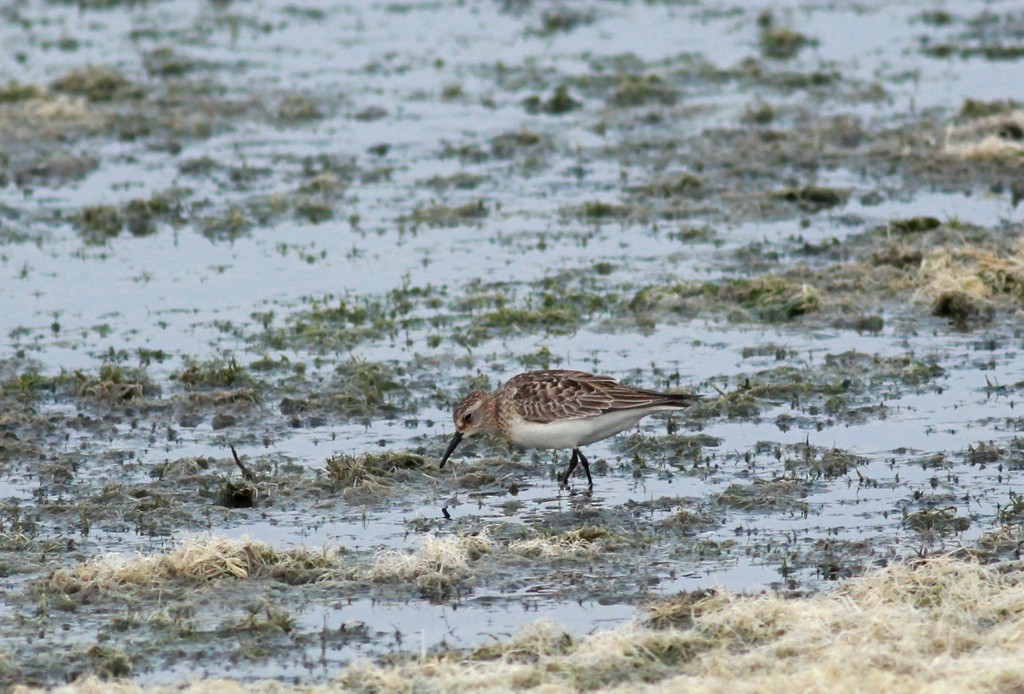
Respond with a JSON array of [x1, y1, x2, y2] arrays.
[[1, 0, 1024, 689]]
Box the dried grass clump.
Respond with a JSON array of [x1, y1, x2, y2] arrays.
[[22, 558, 1024, 693], [338, 556, 1024, 692], [944, 109, 1024, 159], [915, 242, 1024, 320], [46, 536, 342, 595], [370, 532, 492, 598], [507, 526, 610, 559], [13, 678, 285, 694]]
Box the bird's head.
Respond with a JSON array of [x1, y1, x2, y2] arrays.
[[439, 390, 495, 468]]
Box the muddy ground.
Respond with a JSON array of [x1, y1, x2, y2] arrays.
[[0, 0, 1023, 687]]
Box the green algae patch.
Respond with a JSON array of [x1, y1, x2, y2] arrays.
[[688, 352, 944, 422], [173, 358, 253, 389], [716, 478, 809, 512], [202, 207, 252, 240], [322, 450, 426, 498], [716, 277, 821, 321], [0, 80, 43, 103], [76, 364, 156, 403], [76, 205, 124, 243], [408, 198, 488, 228], [607, 74, 678, 107], [958, 98, 1022, 120], [888, 216, 942, 234], [632, 276, 820, 323], [50, 66, 142, 103], [276, 358, 412, 421], [1, 364, 155, 403], [904, 507, 971, 537], [757, 10, 814, 60], [523, 84, 581, 115], [578, 200, 635, 220], [74, 193, 183, 242], [276, 94, 323, 123]]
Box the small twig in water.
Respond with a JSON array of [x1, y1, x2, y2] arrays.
[[230, 445, 256, 481]]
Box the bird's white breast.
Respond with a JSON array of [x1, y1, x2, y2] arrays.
[[505, 409, 661, 449]]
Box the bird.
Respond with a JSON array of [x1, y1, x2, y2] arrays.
[[439, 369, 702, 487]]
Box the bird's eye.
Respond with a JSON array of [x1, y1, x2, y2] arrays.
[[464, 412, 473, 423]]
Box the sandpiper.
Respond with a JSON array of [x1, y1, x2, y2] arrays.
[[439, 369, 702, 487]]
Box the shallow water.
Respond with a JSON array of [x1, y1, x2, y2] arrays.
[[1, 0, 1023, 685]]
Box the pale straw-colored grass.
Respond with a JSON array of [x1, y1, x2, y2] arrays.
[[370, 532, 493, 595], [341, 556, 1024, 693], [915, 240, 1024, 315], [944, 110, 1024, 159], [26, 553, 1024, 693], [46, 536, 342, 594], [507, 527, 609, 559]]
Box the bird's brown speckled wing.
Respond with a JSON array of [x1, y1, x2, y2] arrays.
[[506, 370, 699, 423]]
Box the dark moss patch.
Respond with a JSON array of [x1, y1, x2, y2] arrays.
[[958, 98, 1022, 120], [741, 100, 776, 124], [142, 47, 197, 78], [578, 200, 633, 220], [608, 74, 678, 107], [50, 66, 142, 102], [535, 9, 593, 35], [76, 205, 124, 243], [0, 80, 42, 103], [758, 12, 812, 60], [930, 290, 990, 325], [293, 199, 334, 224], [74, 193, 182, 242], [774, 185, 847, 213], [202, 208, 252, 240], [426, 172, 484, 191], [490, 130, 544, 159], [277, 94, 323, 122], [833, 314, 885, 333], [523, 84, 581, 115], [889, 217, 942, 234], [688, 351, 944, 422], [461, 305, 579, 344], [919, 10, 954, 26], [408, 199, 488, 227], [922, 42, 1024, 61]]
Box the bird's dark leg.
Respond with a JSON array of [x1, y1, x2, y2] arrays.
[[560, 449, 579, 487], [575, 448, 594, 488]]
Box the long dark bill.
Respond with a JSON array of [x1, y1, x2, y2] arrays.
[[439, 431, 464, 468]]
